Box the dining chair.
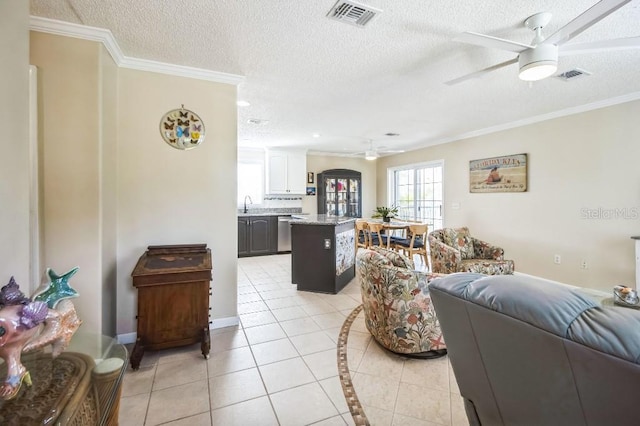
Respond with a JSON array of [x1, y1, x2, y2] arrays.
[[367, 222, 391, 249], [394, 223, 429, 267], [355, 219, 370, 249]]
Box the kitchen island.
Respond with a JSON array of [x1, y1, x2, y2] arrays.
[[290, 214, 356, 294]]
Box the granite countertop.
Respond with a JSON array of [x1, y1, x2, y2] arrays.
[[237, 210, 306, 217], [290, 214, 357, 225], [238, 212, 287, 217]]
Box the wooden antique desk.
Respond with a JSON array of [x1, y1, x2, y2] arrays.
[[130, 244, 212, 370], [0, 334, 127, 426]]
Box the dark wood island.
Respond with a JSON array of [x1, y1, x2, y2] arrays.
[[290, 215, 356, 294]]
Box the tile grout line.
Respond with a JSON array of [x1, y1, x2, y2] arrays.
[[241, 265, 284, 426], [246, 260, 349, 425]]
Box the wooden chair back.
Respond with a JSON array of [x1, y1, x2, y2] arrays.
[[355, 219, 370, 249], [395, 223, 429, 267], [367, 222, 388, 248]]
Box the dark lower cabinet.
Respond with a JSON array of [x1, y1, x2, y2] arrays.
[[238, 216, 277, 257]]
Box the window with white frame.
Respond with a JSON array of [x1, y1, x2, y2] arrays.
[[388, 160, 444, 231], [237, 149, 265, 207]]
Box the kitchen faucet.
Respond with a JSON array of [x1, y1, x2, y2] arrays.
[[243, 195, 253, 214]]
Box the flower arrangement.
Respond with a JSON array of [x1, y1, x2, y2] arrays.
[[372, 206, 399, 222]]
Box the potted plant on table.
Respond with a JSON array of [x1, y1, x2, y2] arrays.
[[372, 206, 399, 223]]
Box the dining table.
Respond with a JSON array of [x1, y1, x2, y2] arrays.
[[365, 219, 415, 249]]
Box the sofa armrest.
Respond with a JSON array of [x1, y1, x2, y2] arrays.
[[471, 237, 504, 260], [428, 237, 461, 274]]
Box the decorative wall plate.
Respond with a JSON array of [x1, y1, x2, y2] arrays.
[[159, 106, 205, 150]]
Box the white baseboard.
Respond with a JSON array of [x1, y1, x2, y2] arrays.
[[210, 316, 240, 329], [117, 332, 137, 345], [116, 316, 240, 344], [513, 271, 576, 289]]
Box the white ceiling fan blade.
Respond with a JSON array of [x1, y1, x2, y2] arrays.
[[544, 0, 632, 46], [378, 149, 405, 154], [454, 32, 532, 53], [560, 36, 640, 55], [444, 58, 518, 86]]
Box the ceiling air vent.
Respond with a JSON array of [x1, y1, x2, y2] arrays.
[[556, 68, 592, 81], [247, 118, 269, 125], [327, 0, 382, 27]]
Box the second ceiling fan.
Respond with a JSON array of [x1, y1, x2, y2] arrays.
[[446, 0, 640, 85], [353, 139, 405, 160]]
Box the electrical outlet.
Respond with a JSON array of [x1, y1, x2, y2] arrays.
[[580, 260, 588, 269], [554, 254, 561, 264]]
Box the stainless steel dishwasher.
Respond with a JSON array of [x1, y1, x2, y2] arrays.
[[277, 216, 292, 252]]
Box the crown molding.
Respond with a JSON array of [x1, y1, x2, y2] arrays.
[[428, 91, 640, 147], [29, 16, 244, 85]]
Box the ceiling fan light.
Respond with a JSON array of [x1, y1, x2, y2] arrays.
[[365, 150, 378, 160], [518, 44, 558, 81], [519, 61, 557, 81]]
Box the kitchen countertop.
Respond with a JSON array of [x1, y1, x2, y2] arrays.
[[237, 211, 306, 217], [290, 214, 357, 225]]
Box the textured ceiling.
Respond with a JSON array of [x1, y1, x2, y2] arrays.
[[29, 0, 640, 156]]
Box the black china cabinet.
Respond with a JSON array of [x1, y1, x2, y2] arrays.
[[317, 169, 362, 217]]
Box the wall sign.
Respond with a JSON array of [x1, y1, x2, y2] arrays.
[[469, 153, 528, 193]]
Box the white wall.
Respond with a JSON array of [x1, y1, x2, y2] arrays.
[[0, 2, 30, 286], [117, 69, 238, 336], [378, 100, 640, 290], [304, 155, 377, 217]]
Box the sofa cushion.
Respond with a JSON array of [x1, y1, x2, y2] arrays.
[[359, 248, 394, 269], [445, 228, 474, 259], [369, 246, 415, 270], [458, 259, 514, 275]]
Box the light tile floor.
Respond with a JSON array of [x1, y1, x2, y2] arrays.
[[119, 253, 469, 426]]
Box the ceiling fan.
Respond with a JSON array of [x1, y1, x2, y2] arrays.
[[351, 139, 405, 160], [445, 0, 640, 85], [312, 139, 405, 160]]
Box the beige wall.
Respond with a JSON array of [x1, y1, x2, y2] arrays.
[[117, 69, 238, 336], [304, 155, 377, 217], [0, 2, 30, 285], [100, 44, 119, 336], [378, 100, 640, 290], [29, 31, 238, 338], [30, 33, 114, 334]]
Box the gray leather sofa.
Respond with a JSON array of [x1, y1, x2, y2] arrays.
[[429, 273, 640, 426]]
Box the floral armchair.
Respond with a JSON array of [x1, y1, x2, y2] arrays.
[[356, 247, 447, 358], [428, 227, 514, 275]]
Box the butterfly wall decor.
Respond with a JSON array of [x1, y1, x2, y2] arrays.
[[159, 106, 206, 150]]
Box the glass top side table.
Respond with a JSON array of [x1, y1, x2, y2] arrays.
[[0, 332, 128, 425]]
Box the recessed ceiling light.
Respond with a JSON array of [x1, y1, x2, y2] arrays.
[[312, 133, 321, 138], [237, 101, 251, 107]]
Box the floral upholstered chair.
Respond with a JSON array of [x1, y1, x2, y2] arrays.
[[428, 227, 514, 275], [356, 247, 447, 358]]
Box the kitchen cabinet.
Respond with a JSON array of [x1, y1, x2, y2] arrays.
[[238, 216, 277, 257], [317, 169, 362, 217], [266, 150, 306, 194]]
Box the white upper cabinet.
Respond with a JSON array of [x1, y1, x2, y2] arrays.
[[266, 150, 307, 194]]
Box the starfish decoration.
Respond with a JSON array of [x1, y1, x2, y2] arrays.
[[33, 267, 79, 309]]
